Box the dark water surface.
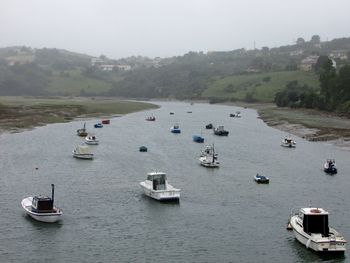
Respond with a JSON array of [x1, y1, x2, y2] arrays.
[[0, 101, 349, 262]]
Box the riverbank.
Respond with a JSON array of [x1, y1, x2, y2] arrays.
[[236, 102, 350, 149], [0, 96, 158, 134]]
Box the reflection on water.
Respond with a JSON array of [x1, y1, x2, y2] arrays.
[[0, 101, 349, 262]]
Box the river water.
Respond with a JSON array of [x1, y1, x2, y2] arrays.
[[0, 101, 349, 262]]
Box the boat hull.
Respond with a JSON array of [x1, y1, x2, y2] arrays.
[[21, 197, 62, 223], [290, 215, 346, 253], [139, 183, 180, 201], [72, 152, 94, 159]]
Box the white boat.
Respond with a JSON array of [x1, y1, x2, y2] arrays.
[[281, 137, 296, 148], [140, 172, 180, 201], [199, 144, 219, 168], [289, 207, 346, 253], [85, 134, 99, 145], [21, 184, 62, 223], [72, 145, 94, 159]]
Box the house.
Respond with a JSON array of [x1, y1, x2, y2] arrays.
[[329, 50, 348, 60], [99, 64, 115, 71], [289, 50, 303, 56], [91, 57, 104, 66], [299, 55, 319, 71]]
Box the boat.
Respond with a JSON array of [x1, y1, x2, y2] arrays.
[[230, 111, 241, 118], [72, 145, 94, 159], [205, 123, 213, 129], [139, 172, 180, 201], [77, 122, 88, 137], [324, 159, 337, 174], [85, 134, 99, 145], [213, 125, 229, 136], [101, 119, 110, 124], [230, 113, 236, 117], [254, 174, 269, 184], [193, 135, 204, 143], [146, 116, 156, 121], [170, 124, 181, 134], [187, 111, 192, 113], [281, 137, 296, 148], [94, 123, 103, 128], [21, 184, 63, 223], [199, 145, 219, 168], [139, 146, 148, 152], [289, 207, 346, 253], [169, 112, 174, 115]]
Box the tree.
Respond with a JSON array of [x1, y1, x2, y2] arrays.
[[314, 56, 331, 73], [310, 35, 321, 44], [296, 37, 305, 45]]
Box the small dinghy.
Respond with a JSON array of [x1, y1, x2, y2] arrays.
[[289, 207, 346, 253], [85, 134, 99, 145], [21, 184, 62, 223], [281, 137, 296, 148], [324, 159, 337, 174], [101, 119, 110, 124], [213, 125, 229, 136], [254, 174, 269, 184], [170, 124, 181, 133], [146, 116, 156, 121], [205, 123, 213, 129], [139, 146, 148, 152], [193, 135, 204, 143], [94, 123, 103, 128], [140, 172, 180, 201], [72, 145, 94, 159]]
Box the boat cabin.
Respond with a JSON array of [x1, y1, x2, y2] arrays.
[[31, 196, 53, 213], [147, 173, 167, 191], [300, 208, 329, 237]]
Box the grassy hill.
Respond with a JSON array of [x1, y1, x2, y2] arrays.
[[202, 71, 319, 102]]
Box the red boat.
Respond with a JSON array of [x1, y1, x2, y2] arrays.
[[101, 119, 110, 124]]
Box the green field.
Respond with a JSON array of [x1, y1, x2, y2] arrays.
[[202, 71, 319, 102], [46, 70, 113, 95]]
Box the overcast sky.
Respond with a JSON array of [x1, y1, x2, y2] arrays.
[[1, 0, 349, 59]]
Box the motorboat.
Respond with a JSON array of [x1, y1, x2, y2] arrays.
[[101, 119, 110, 124], [85, 134, 99, 145], [199, 144, 219, 168], [213, 125, 229, 136], [94, 123, 103, 128], [146, 116, 156, 121], [169, 112, 174, 115], [324, 159, 337, 174], [139, 146, 148, 152], [77, 122, 88, 137], [72, 145, 94, 159], [140, 172, 180, 201], [171, 124, 181, 133], [289, 207, 346, 253], [254, 174, 269, 184], [230, 111, 241, 118], [193, 135, 204, 143], [21, 184, 62, 223], [205, 123, 213, 129], [281, 137, 296, 148]]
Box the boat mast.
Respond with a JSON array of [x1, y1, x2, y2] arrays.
[[51, 184, 55, 204]]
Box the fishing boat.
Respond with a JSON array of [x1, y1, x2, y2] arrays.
[[77, 122, 88, 137], [193, 135, 204, 143], [170, 124, 181, 133], [324, 159, 337, 174], [146, 116, 156, 121], [254, 174, 269, 184], [101, 119, 110, 124], [289, 207, 346, 253], [72, 145, 94, 159], [205, 123, 213, 129], [213, 125, 229, 136], [281, 137, 296, 148], [85, 134, 99, 145], [21, 184, 63, 223], [139, 146, 148, 152], [139, 172, 180, 201], [94, 123, 103, 128], [199, 144, 219, 168]]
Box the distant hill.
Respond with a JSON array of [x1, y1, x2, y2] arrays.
[[0, 36, 349, 101]]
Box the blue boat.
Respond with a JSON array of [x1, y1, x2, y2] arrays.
[[94, 123, 103, 128], [171, 125, 181, 134], [193, 135, 204, 143]]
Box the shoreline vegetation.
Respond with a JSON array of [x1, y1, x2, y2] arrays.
[[236, 102, 350, 150], [0, 96, 158, 134]]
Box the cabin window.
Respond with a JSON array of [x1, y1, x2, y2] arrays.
[[303, 215, 329, 237], [152, 174, 166, 190], [147, 175, 152, 181]]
